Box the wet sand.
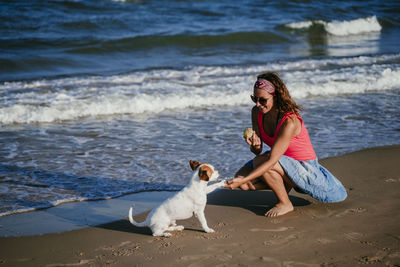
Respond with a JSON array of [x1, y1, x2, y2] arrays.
[[0, 145, 399, 266]]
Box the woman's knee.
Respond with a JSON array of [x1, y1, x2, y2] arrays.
[[261, 169, 284, 183], [261, 168, 295, 188]]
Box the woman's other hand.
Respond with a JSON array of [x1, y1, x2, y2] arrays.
[[245, 131, 256, 145], [224, 177, 256, 190], [246, 131, 261, 153], [251, 131, 261, 147]]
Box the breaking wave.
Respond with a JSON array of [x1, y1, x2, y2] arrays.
[[1, 53, 399, 124], [285, 16, 382, 36]]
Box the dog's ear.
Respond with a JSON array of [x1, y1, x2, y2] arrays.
[[198, 165, 212, 182], [190, 160, 201, 170]]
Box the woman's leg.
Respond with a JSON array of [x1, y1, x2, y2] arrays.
[[252, 156, 295, 217], [235, 154, 295, 217], [260, 167, 294, 217]]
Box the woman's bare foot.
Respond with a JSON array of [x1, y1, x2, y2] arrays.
[[265, 202, 294, 217]]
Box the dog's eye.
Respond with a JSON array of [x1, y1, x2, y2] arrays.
[[199, 169, 211, 181]]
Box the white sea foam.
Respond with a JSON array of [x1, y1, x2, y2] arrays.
[[325, 16, 382, 36], [285, 16, 382, 36], [285, 20, 314, 29], [0, 54, 399, 124]]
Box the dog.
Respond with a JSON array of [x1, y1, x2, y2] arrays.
[[128, 160, 225, 237]]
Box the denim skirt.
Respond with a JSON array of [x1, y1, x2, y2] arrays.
[[245, 153, 347, 203]]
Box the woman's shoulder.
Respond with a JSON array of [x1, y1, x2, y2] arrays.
[[282, 112, 302, 123], [280, 113, 302, 136]]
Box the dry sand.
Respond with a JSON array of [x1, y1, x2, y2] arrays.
[[0, 145, 399, 267]]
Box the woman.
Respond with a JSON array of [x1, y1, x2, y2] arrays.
[[225, 72, 347, 217]]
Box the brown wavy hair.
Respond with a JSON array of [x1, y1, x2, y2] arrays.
[[256, 72, 302, 115]]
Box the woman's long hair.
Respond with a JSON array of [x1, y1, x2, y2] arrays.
[[257, 72, 302, 115]]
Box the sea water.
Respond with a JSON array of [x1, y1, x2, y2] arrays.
[[0, 0, 399, 217]]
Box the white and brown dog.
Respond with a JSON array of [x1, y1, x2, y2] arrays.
[[128, 160, 225, 237]]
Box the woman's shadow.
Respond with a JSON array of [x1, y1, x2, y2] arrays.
[[207, 188, 310, 216]]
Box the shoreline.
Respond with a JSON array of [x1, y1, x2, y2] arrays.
[[0, 190, 176, 237], [0, 145, 399, 266], [0, 145, 398, 237], [0, 144, 397, 236]]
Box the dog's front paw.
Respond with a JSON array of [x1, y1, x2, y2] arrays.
[[153, 232, 172, 237], [216, 180, 226, 187], [160, 232, 172, 237], [205, 228, 215, 233]]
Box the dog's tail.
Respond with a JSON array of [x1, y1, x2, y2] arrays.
[[128, 207, 148, 227]]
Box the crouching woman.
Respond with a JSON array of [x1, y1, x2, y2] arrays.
[[225, 72, 347, 217]]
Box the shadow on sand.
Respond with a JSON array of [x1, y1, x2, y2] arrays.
[[98, 189, 311, 235]]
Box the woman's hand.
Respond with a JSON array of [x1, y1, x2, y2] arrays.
[[224, 178, 243, 190], [246, 131, 261, 155], [224, 177, 256, 190], [251, 131, 261, 147], [245, 131, 260, 146]]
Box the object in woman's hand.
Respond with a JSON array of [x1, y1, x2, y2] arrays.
[[243, 128, 254, 139]]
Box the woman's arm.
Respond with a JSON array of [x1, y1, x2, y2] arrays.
[[229, 116, 300, 189], [249, 106, 262, 155]]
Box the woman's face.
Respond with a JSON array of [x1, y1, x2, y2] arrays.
[[253, 88, 274, 114]]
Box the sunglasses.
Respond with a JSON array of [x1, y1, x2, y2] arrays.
[[250, 95, 270, 105]]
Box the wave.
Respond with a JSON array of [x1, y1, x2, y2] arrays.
[[285, 16, 382, 36], [2, 31, 289, 55], [68, 31, 289, 54], [1, 53, 399, 124]]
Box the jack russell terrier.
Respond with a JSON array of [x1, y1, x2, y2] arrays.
[[128, 160, 226, 237]]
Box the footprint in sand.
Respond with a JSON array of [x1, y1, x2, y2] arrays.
[[264, 233, 300, 246], [283, 261, 321, 267], [206, 242, 242, 251], [47, 259, 95, 267], [335, 207, 366, 217], [97, 241, 133, 251], [179, 254, 209, 261], [344, 232, 364, 242], [218, 254, 233, 262], [259, 256, 281, 266], [179, 253, 233, 262], [317, 238, 335, 244], [250, 226, 293, 232], [385, 178, 400, 182], [96, 240, 141, 257], [359, 250, 390, 264]]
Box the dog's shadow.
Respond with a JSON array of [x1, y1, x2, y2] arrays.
[[97, 189, 310, 235], [98, 212, 153, 236]]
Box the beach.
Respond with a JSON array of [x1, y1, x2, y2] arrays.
[[1, 145, 399, 266]]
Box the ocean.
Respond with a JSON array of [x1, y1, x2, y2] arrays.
[[0, 0, 399, 217]]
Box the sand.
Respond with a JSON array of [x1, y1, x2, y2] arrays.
[[0, 145, 399, 267]]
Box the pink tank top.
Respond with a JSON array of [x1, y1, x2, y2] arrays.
[[257, 111, 317, 161]]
